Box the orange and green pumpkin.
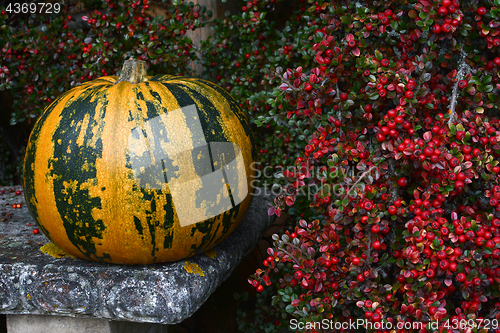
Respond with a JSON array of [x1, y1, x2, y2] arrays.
[[23, 59, 255, 264]]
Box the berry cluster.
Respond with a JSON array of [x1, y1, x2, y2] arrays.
[[248, 1, 500, 332]]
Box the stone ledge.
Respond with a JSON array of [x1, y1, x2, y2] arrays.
[[7, 314, 166, 333], [0, 186, 273, 324]]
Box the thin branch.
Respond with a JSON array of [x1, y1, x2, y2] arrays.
[[280, 247, 301, 266], [448, 52, 469, 125], [320, 77, 329, 87], [343, 165, 377, 199]]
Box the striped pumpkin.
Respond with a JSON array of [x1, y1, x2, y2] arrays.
[[23, 59, 255, 264]]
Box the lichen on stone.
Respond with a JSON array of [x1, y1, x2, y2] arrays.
[[40, 242, 76, 259], [183, 261, 205, 276]]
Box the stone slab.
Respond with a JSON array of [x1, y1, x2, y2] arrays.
[[0, 186, 274, 324], [7, 314, 167, 333]]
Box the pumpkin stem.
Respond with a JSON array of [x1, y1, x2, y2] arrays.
[[115, 58, 148, 84]]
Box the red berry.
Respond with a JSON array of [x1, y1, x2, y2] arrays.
[[441, 23, 451, 33], [477, 7, 487, 16], [256, 284, 264, 292], [454, 180, 465, 191], [438, 6, 448, 16], [340, 92, 348, 101], [439, 260, 449, 270], [33, 228, 40, 234], [397, 177, 408, 187], [432, 24, 441, 34], [458, 80, 468, 89], [16, 190, 21, 195]]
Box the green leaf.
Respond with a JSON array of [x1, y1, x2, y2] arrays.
[[469, 76, 480, 85], [375, 50, 383, 61], [341, 15, 351, 24], [449, 123, 456, 135], [482, 75, 492, 84]]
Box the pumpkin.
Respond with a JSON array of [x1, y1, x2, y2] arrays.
[[23, 59, 255, 264]]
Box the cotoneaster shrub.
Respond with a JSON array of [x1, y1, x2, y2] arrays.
[[0, 0, 209, 126], [243, 1, 500, 333]]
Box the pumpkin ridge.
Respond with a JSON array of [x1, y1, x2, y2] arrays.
[[189, 79, 256, 157], [50, 86, 109, 261]]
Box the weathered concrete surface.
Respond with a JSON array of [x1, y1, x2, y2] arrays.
[[7, 314, 167, 333], [0, 186, 274, 324]]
